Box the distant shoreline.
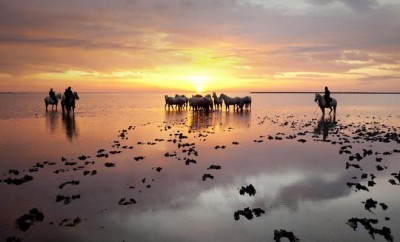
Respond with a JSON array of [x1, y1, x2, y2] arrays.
[[1, 91, 400, 95], [250, 91, 400, 94]]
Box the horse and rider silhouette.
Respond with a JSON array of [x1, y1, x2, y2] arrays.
[[44, 87, 79, 114], [315, 87, 337, 116]]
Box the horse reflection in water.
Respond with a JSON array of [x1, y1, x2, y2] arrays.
[[187, 111, 215, 130], [164, 109, 252, 131], [45, 112, 60, 134], [314, 114, 337, 141], [62, 114, 78, 140]]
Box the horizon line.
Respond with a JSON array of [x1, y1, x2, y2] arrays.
[[251, 91, 400, 94], [2, 91, 400, 95]]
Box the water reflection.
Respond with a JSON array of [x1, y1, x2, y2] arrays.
[[224, 109, 251, 128], [45, 111, 60, 134], [62, 114, 78, 140], [187, 111, 215, 129], [163, 110, 252, 130], [268, 172, 353, 211], [313, 114, 337, 141]]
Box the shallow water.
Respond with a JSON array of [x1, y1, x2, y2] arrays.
[[0, 92, 399, 242]]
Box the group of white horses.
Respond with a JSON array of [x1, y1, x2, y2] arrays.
[[165, 92, 252, 111], [44, 92, 80, 114], [165, 92, 337, 115]]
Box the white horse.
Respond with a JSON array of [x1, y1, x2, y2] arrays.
[[44, 93, 62, 111], [212, 92, 223, 109], [220, 93, 240, 111], [175, 94, 189, 109], [314, 93, 337, 115], [62, 92, 79, 114], [204, 94, 213, 111], [189, 95, 213, 111], [165, 95, 186, 110], [239, 96, 252, 110]]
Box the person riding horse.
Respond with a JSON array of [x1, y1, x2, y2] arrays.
[[324, 87, 332, 107], [64, 86, 73, 104], [49, 88, 56, 103]]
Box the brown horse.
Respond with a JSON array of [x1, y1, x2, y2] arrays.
[[61, 92, 80, 114]]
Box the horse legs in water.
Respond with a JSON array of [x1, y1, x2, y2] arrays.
[[45, 102, 56, 112]]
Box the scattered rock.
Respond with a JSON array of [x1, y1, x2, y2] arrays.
[[347, 182, 369, 192], [153, 167, 163, 172], [273, 229, 300, 242], [59, 217, 82, 227], [234, 207, 265, 220], [380, 203, 388, 210], [78, 155, 88, 160], [118, 198, 137, 205], [376, 165, 385, 171], [4, 175, 33, 185], [239, 184, 256, 196], [56, 195, 81, 204], [54, 169, 66, 174], [347, 217, 393, 242], [207, 165, 221, 170], [362, 198, 377, 212], [8, 169, 20, 175], [185, 158, 196, 165], [202, 173, 214, 181], [16, 208, 44, 232], [59, 180, 80, 189]]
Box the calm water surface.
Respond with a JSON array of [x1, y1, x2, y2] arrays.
[[0, 92, 399, 242]]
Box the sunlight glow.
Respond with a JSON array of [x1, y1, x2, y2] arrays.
[[187, 75, 211, 93]]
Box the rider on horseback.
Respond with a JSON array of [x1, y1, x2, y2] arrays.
[[324, 86, 332, 107], [64, 86, 73, 103], [49, 88, 56, 103]]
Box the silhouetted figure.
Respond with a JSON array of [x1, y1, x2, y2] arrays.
[[324, 86, 331, 107], [49, 88, 56, 103], [64, 86, 73, 103]]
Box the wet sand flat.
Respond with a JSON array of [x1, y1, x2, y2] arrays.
[[0, 93, 399, 242]]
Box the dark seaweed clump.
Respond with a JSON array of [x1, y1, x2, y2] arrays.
[[239, 184, 256, 196], [274, 229, 300, 242], [234, 207, 265, 220], [347, 218, 393, 242], [16, 208, 44, 232]]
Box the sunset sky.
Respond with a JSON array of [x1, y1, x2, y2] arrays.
[[1, 0, 400, 92]]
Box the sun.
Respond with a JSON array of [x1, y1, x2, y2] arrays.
[[187, 75, 210, 93]]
